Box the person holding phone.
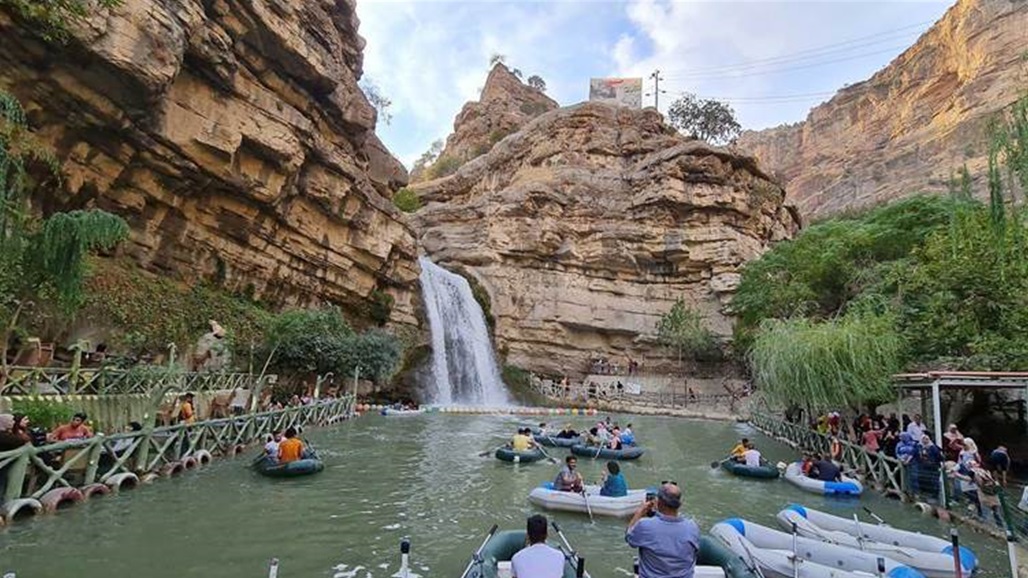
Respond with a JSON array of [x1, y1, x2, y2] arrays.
[[626, 482, 700, 578]]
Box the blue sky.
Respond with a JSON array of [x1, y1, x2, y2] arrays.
[[356, 1, 952, 167]]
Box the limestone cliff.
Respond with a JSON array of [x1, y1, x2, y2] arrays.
[[415, 64, 557, 181], [414, 102, 799, 377], [0, 0, 418, 325], [737, 0, 1028, 219]]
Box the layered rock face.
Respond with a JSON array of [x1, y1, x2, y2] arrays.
[[0, 0, 418, 324], [737, 0, 1028, 219], [416, 64, 557, 180], [414, 102, 799, 377]]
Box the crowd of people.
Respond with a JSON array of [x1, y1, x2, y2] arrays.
[[800, 409, 1012, 525]]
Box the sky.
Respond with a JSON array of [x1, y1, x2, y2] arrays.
[[356, 0, 953, 167]]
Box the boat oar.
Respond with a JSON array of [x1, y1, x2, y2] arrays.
[[551, 520, 590, 577], [535, 442, 559, 464], [852, 514, 866, 551], [579, 488, 595, 524], [862, 506, 887, 525], [459, 524, 499, 578], [710, 455, 731, 469], [738, 537, 768, 578], [268, 558, 279, 578], [790, 522, 800, 578], [479, 444, 507, 458]]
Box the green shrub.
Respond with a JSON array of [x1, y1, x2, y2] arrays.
[[429, 156, 461, 179], [11, 397, 74, 430], [392, 187, 420, 213]]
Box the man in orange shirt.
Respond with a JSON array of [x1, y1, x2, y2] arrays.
[[277, 427, 304, 463], [178, 393, 196, 424], [49, 413, 93, 442]]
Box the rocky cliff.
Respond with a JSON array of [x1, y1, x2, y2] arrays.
[[737, 0, 1028, 219], [416, 64, 557, 180], [0, 0, 418, 325], [414, 102, 799, 377]]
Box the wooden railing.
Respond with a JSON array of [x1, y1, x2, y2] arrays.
[[0, 366, 270, 396], [749, 412, 907, 497], [0, 396, 354, 511]]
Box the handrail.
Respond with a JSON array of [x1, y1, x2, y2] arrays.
[[0, 366, 273, 396], [0, 395, 355, 506]]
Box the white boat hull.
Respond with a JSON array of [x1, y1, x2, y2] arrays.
[[528, 484, 646, 517], [784, 462, 863, 496]]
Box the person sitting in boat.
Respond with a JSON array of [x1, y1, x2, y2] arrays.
[[600, 460, 628, 497], [800, 451, 816, 476], [739, 442, 762, 467], [620, 423, 635, 446], [277, 427, 304, 463], [626, 482, 700, 578], [607, 427, 624, 450], [555, 424, 579, 439], [811, 454, 842, 482], [729, 437, 749, 459], [554, 455, 584, 493], [511, 428, 536, 451], [264, 430, 282, 460], [511, 514, 565, 578], [596, 423, 611, 445]]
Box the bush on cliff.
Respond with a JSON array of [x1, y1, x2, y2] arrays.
[[393, 187, 420, 213]]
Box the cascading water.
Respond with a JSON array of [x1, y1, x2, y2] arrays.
[[419, 257, 510, 406]]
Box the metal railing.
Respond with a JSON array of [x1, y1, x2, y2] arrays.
[[0, 366, 267, 396], [0, 396, 354, 507]]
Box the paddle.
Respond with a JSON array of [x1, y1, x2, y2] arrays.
[[738, 537, 768, 578], [551, 520, 590, 578], [459, 524, 499, 578], [536, 443, 559, 465], [479, 444, 507, 458], [790, 522, 800, 578], [579, 488, 595, 524], [862, 506, 887, 525], [710, 455, 732, 469]]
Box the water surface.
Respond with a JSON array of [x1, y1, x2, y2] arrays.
[[0, 413, 1007, 577]]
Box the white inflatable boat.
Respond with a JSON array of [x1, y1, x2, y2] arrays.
[[784, 462, 863, 496], [714, 518, 925, 578], [710, 521, 913, 578], [528, 483, 647, 517], [381, 407, 425, 416], [777, 504, 977, 577]]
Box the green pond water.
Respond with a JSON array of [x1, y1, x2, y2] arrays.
[[0, 413, 1009, 577]]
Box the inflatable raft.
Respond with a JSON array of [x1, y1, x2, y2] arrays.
[[534, 434, 580, 448], [698, 535, 761, 578], [715, 518, 925, 578], [721, 460, 780, 479], [495, 447, 547, 463], [528, 482, 647, 517], [381, 407, 425, 416], [252, 454, 324, 478], [462, 529, 579, 578], [784, 462, 863, 496], [711, 521, 917, 578], [570, 444, 645, 460], [777, 504, 977, 578]]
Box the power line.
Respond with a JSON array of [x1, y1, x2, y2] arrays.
[[661, 45, 912, 80], [659, 20, 934, 77]]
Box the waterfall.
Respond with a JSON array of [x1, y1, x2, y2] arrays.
[[418, 257, 510, 406]]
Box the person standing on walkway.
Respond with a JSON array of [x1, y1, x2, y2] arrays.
[[626, 482, 700, 578], [178, 393, 197, 424]]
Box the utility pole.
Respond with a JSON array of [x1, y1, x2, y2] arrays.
[[646, 69, 666, 109]]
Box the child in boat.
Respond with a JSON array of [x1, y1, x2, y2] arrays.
[[599, 460, 628, 497], [620, 424, 635, 445], [277, 427, 304, 463]]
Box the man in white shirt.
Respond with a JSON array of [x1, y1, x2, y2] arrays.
[[264, 430, 281, 460], [906, 414, 926, 440], [512, 515, 566, 578], [742, 443, 762, 467]]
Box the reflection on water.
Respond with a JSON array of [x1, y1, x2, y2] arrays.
[[0, 414, 1008, 577]]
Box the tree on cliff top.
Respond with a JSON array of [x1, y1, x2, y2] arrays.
[[667, 93, 741, 145], [360, 79, 392, 126], [656, 299, 717, 374], [527, 75, 547, 92]]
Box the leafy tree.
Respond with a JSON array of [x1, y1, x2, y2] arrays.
[[428, 156, 461, 179], [511, 68, 523, 80], [412, 139, 444, 177], [1, 0, 122, 41], [1, 91, 129, 375], [749, 310, 902, 412], [359, 79, 392, 125], [666, 93, 741, 145], [655, 298, 717, 372], [526, 75, 547, 92], [489, 53, 507, 67]]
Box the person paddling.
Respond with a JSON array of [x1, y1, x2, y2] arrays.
[[554, 455, 584, 492], [600, 460, 628, 497], [277, 427, 304, 463], [729, 438, 749, 459], [511, 428, 536, 451]]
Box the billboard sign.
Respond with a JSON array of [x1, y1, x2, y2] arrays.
[[589, 77, 643, 109]]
